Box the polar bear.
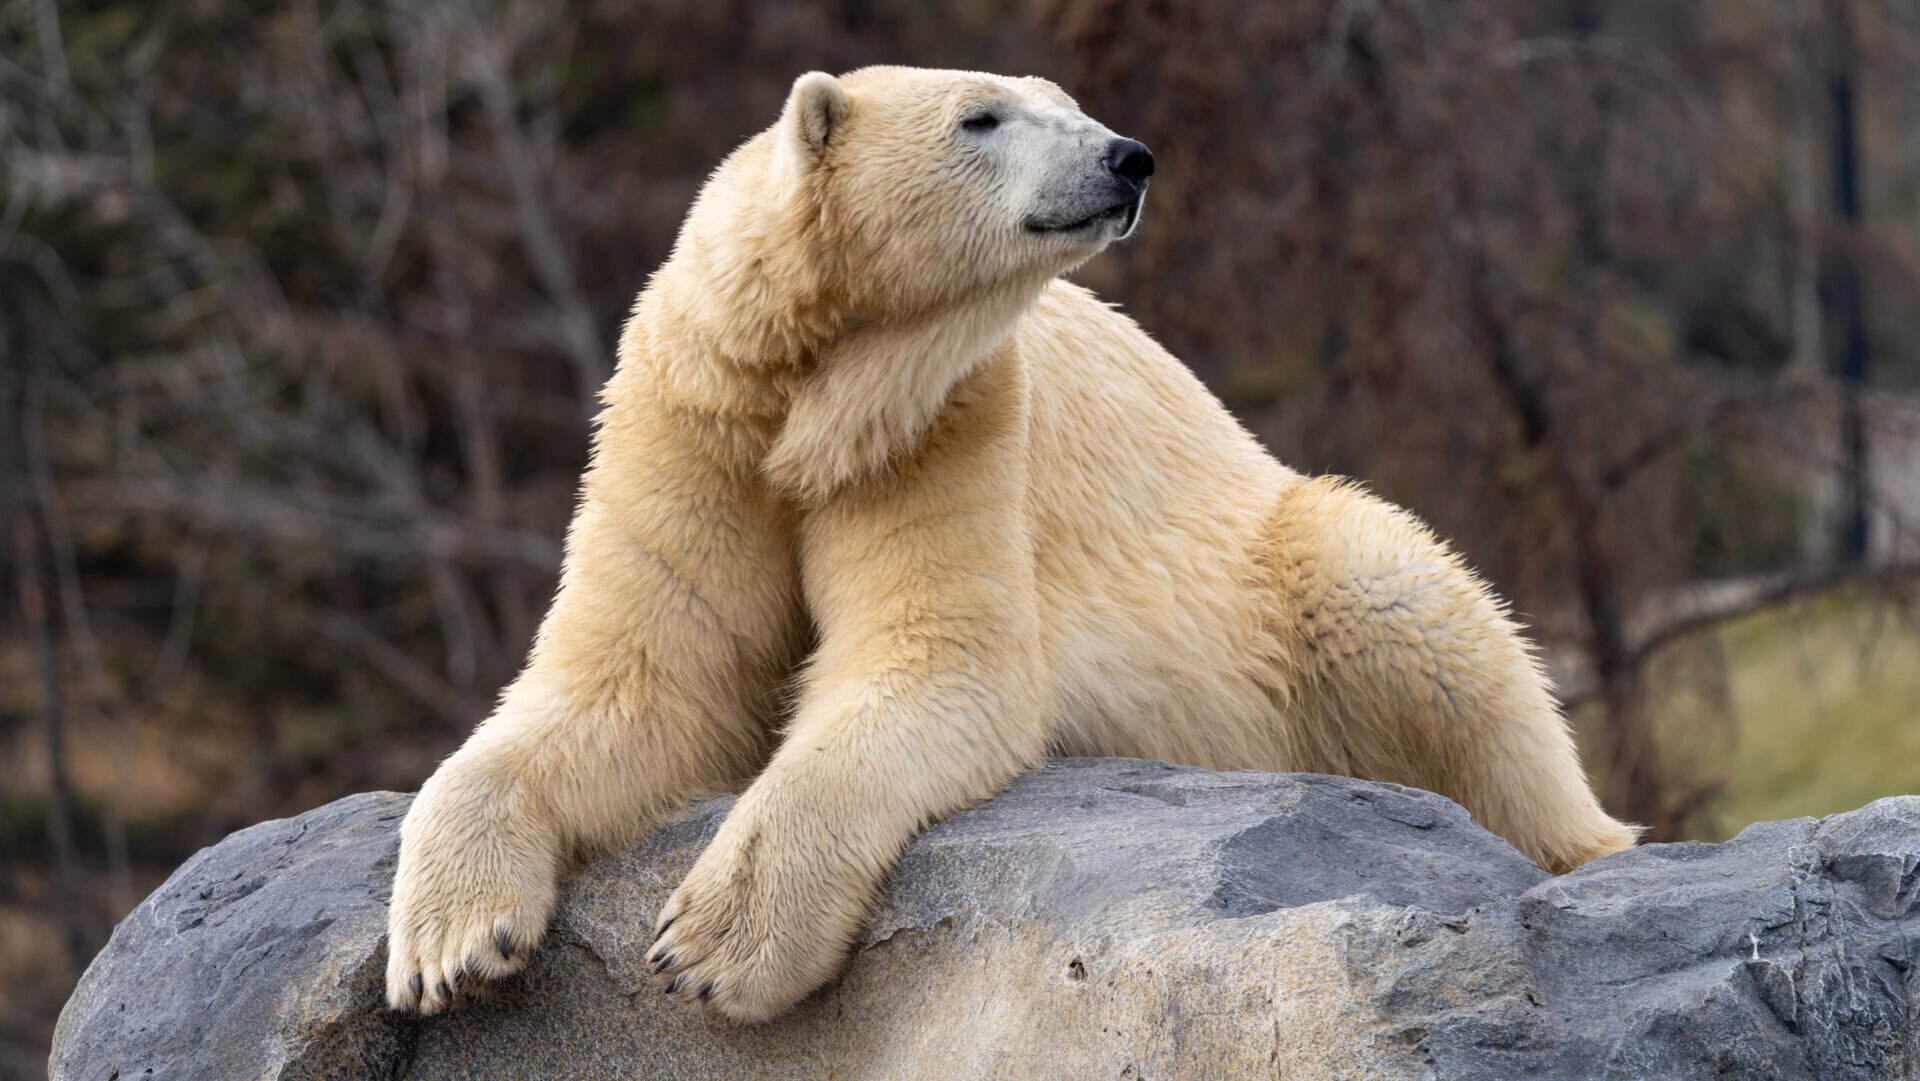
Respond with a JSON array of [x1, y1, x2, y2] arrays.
[[386, 66, 1637, 1023]]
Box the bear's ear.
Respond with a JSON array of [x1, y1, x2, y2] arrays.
[[780, 71, 850, 168]]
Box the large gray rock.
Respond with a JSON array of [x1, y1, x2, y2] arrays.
[[49, 759, 1920, 1080]]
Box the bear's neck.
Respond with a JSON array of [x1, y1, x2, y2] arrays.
[[758, 283, 1039, 500], [624, 244, 1043, 503]]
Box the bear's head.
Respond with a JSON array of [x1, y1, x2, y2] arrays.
[[687, 66, 1152, 327]]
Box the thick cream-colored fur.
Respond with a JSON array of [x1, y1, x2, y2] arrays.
[[386, 66, 1637, 1022]]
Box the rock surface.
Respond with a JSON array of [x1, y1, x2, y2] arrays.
[[49, 758, 1920, 1080]]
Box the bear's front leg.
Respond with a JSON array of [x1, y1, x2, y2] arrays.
[[387, 388, 806, 1014], [648, 350, 1047, 1021]]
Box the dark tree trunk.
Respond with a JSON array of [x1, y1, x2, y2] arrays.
[[1827, 0, 1871, 563]]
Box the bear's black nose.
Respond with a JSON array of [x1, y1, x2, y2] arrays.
[[1105, 138, 1155, 187]]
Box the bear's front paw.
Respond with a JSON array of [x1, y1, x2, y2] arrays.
[[646, 816, 872, 1022], [385, 769, 559, 1015]]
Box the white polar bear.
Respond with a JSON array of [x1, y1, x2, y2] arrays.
[[385, 66, 1637, 1023]]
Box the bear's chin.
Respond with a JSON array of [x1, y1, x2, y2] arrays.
[[1023, 196, 1141, 238]]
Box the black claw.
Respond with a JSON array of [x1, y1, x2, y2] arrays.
[[651, 952, 676, 974], [652, 916, 675, 944], [409, 973, 424, 1000], [665, 976, 682, 995], [494, 926, 516, 959], [450, 966, 466, 990], [435, 980, 450, 1002], [698, 981, 716, 1001]]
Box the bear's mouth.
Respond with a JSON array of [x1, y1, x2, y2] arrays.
[[1025, 195, 1142, 236]]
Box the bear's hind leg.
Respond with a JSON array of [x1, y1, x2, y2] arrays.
[[1258, 477, 1638, 874]]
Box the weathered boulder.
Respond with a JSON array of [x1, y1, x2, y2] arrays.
[[50, 758, 1920, 1080]]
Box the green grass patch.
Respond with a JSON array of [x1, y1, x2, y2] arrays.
[[1684, 587, 1920, 838]]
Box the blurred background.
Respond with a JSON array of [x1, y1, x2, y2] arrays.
[[5, 0, 1920, 1072]]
